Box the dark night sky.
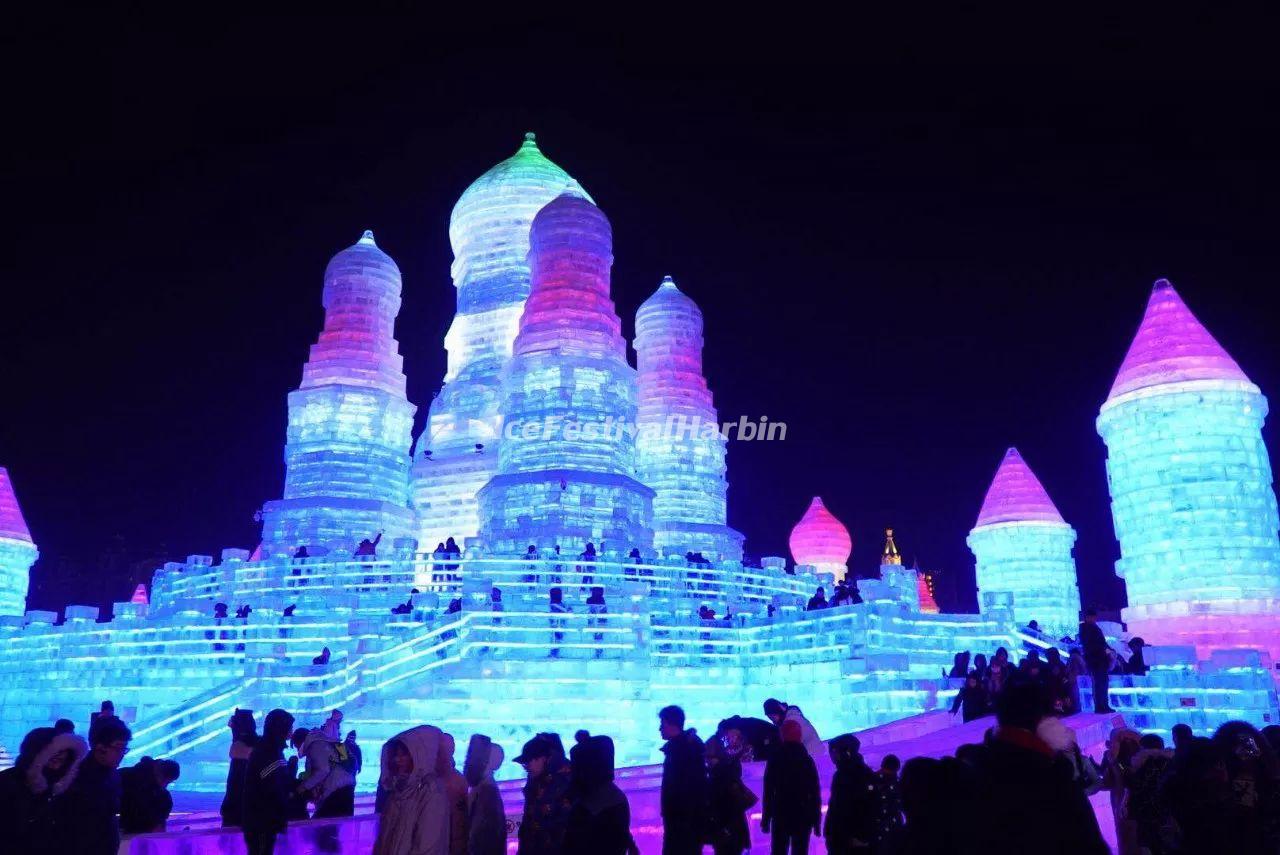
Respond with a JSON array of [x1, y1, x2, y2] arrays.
[[2, 13, 1278, 614]]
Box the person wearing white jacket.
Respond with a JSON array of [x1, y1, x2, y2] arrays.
[[763, 698, 824, 758], [374, 725, 450, 855]]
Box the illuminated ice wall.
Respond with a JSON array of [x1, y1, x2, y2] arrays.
[[789, 496, 851, 578], [477, 194, 654, 552], [0, 467, 36, 616], [967, 447, 1081, 635], [412, 134, 591, 550], [1098, 279, 1280, 658], [634, 276, 743, 559], [260, 231, 416, 552]]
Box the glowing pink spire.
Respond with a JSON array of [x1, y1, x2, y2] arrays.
[[1107, 278, 1251, 400], [975, 448, 1065, 527], [0, 468, 32, 543], [789, 497, 852, 572], [130, 584, 148, 605]]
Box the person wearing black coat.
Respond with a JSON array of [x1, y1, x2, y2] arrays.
[[119, 756, 180, 834], [659, 705, 708, 855], [220, 709, 258, 827], [0, 727, 87, 855], [705, 735, 752, 855], [824, 733, 881, 854], [54, 715, 131, 855], [975, 682, 1109, 855], [242, 708, 297, 855], [762, 720, 821, 855], [715, 715, 779, 762], [949, 671, 991, 722], [564, 735, 638, 855], [1079, 609, 1115, 713]]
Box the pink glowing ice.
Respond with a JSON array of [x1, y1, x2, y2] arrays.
[[1108, 278, 1251, 399], [789, 496, 852, 569], [0, 468, 32, 543], [974, 448, 1065, 527]]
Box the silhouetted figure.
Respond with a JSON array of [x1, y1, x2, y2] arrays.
[[54, 718, 75, 734], [446, 597, 462, 614], [464, 734, 505, 855], [763, 720, 821, 854], [549, 587, 570, 657], [282, 604, 296, 617], [586, 586, 607, 657], [119, 756, 180, 834], [705, 733, 753, 855], [293, 546, 309, 559], [1126, 637, 1149, 676], [220, 709, 258, 828], [825, 733, 882, 854], [0, 726, 86, 853], [950, 671, 990, 722], [659, 705, 707, 855], [355, 532, 383, 557], [1079, 608, 1114, 713], [564, 734, 637, 855], [1026, 619, 1041, 634], [947, 651, 971, 679], [516, 733, 573, 855], [243, 709, 296, 855], [806, 587, 828, 611], [235, 605, 253, 619], [55, 714, 131, 855], [312, 646, 331, 666], [214, 602, 229, 619]]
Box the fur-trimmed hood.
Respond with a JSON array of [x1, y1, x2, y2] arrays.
[[26, 731, 88, 796]]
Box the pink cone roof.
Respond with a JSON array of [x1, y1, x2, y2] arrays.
[[789, 497, 852, 566], [0, 468, 32, 543], [1108, 279, 1250, 400], [974, 448, 1065, 528]]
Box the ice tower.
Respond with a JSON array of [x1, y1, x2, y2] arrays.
[[634, 276, 743, 559], [411, 134, 591, 550], [0, 468, 36, 616], [789, 497, 852, 578], [967, 448, 1081, 635], [476, 194, 654, 553], [260, 231, 416, 552], [1098, 279, 1280, 658]]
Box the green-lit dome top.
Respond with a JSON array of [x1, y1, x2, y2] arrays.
[[449, 133, 592, 313]]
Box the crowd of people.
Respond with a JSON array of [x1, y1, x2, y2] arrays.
[[3, 682, 1278, 854]]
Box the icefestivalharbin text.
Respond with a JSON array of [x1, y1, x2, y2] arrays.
[[497, 414, 787, 443]]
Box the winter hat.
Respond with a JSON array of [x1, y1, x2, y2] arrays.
[[781, 720, 803, 743]]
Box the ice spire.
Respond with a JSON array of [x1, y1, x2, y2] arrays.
[[968, 448, 1081, 635], [259, 231, 417, 553], [634, 275, 743, 560], [1099, 279, 1280, 659], [412, 134, 592, 551], [477, 193, 654, 552], [881, 528, 902, 565], [0, 467, 36, 616]]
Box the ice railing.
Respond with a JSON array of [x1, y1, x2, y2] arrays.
[[150, 552, 816, 613]]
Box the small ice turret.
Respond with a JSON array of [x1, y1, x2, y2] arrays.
[[260, 231, 417, 552], [634, 276, 743, 560], [967, 447, 1081, 635], [0, 467, 36, 616], [1098, 279, 1280, 658], [477, 194, 654, 552], [789, 497, 851, 578]]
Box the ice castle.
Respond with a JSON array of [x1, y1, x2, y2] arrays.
[[0, 137, 1276, 792]]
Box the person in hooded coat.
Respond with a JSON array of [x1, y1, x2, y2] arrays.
[[563, 734, 638, 855], [762, 720, 821, 855], [373, 725, 450, 855], [119, 757, 180, 834], [220, 709, 258, 828], [824, 733, 881, 854], [463, 734, 506, 855], [297, 721, 356, 818], [436, 732, 469, 855], [0, 727, 87, 855]]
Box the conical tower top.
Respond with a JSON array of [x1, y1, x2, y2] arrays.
[[882, 527, 902, 565], [0, 467, 33, 543], [1107, 278, 1251, 400], [974, 447, 1066, 528]]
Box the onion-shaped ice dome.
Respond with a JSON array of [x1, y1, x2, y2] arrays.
[[449, 133, 592, 313], [789, 497, 852, 574]]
